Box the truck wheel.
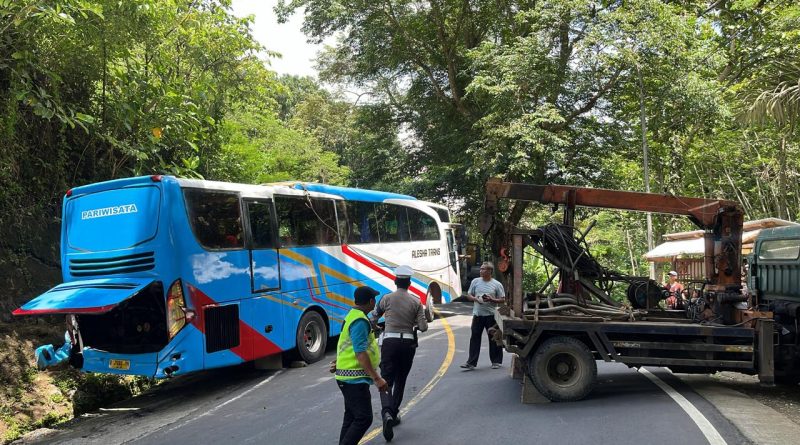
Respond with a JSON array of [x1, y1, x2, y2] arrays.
[[529, 336, 597, 402], [296, 311, 327, 364]]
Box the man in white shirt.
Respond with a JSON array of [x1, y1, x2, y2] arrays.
[[460, 261, 505, 370]]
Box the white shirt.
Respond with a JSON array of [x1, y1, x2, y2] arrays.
[[468, 278, 505, 316]]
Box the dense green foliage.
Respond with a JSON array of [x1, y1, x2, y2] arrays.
[[0, 0, 795, 289], [0, 0, 799, 287], [277, 0, 800, 275], [0, 0, 353, 200], [0, 0, 365, 317]]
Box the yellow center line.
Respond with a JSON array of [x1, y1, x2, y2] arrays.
[[359, 308, 455, 444]]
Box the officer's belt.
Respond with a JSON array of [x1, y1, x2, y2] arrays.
[[383, 332, 414, 339]]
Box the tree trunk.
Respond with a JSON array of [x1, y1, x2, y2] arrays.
[[625, 229, 638, 276], [778, 136, 788, 219]]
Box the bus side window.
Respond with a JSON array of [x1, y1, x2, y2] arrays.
[[407, 207, 440, 241], [275, 196, 339, 247], [184, 189, 244, 250], [335, 200, 349, 244], [278, 225, 295, 247], [376, 204, 410, 243], [275, 197, 299, 247], [346, 201, 380, 244], [246, 201, 275, 248], [309, 198, 338, 245]]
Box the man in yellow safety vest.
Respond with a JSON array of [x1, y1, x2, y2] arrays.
[[335, 286, 389, 445]]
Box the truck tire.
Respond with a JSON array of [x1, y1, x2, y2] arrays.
[[296, 311, 327, 364], [528, 336, 597, 402]]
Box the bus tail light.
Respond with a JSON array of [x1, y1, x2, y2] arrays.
[[167, 279, 188, 339]]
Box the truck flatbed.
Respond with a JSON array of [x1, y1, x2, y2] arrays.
[[501, 313, 772, 402]]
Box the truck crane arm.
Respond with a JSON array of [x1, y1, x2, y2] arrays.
[[480, 178, 745, 290]]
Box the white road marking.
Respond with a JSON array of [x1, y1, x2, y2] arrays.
[[163, 369, 284, 433], [639, 367, 727, 445], [417, 327, 446, 342]]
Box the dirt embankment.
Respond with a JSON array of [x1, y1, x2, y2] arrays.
[[0, 322, 71, 443], [0, 216, 70, 443], [0, 321, 157, 444]]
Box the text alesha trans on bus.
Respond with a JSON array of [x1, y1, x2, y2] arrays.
[[13, 176, 462, 378]]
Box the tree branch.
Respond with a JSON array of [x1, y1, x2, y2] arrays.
[[430, 0, 469, 117], [546, 66, 624, 132]]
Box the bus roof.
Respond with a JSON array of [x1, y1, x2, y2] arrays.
[[421, 201, 448, 210], [69, 176, 416, 204], [276, 182, 417, 203]]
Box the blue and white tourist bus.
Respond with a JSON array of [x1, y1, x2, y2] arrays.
[[13, 175, 462, 378]]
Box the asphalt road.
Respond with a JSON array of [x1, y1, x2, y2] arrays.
[[26, 303, 750, 445]]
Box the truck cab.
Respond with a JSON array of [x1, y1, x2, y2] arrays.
[[750, 225, 800, 383]]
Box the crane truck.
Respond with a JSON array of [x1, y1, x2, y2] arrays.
[[481, 179, 799, 402]]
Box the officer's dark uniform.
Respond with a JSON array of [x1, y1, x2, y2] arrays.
[[372, 265, 428, 441]]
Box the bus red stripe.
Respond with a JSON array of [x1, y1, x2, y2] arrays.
[[186, 283, 281, 361], [311, 294, 349, 311], [186, 283, 214, 333], [12, 305, 115, 315], [342, 244, 395, 278], [341, 244, 427, 300], [231, 322, 282, 360]]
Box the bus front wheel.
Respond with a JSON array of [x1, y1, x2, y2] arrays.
[[424, 293, 435, 322], [296, 311, 327, 364]]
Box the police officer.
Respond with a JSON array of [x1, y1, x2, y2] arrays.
[[373, 265, 428, 442], [335, 286, 388, 445]]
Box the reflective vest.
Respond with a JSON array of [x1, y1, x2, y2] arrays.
[[335, 308, 380, 381]]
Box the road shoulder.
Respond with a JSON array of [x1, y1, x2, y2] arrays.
[[676, 374, 800, 445]]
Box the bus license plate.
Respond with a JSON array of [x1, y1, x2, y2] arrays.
[[109, 359, 130, 370]]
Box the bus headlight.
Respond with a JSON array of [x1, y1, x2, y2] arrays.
[[167, 279, 187, 339]]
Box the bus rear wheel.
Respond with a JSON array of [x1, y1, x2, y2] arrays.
[[296, 311, 327, 364], [528, 336, 596, 402]]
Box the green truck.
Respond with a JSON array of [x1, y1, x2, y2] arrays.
[[750, 225, 800, 384]]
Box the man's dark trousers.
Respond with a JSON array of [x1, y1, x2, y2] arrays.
[[466, 314, 503, 366], [379, 338, 416, 418], [337, 381, 372, 445]]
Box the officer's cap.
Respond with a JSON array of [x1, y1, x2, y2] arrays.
[[395, 265, 414, 278]]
